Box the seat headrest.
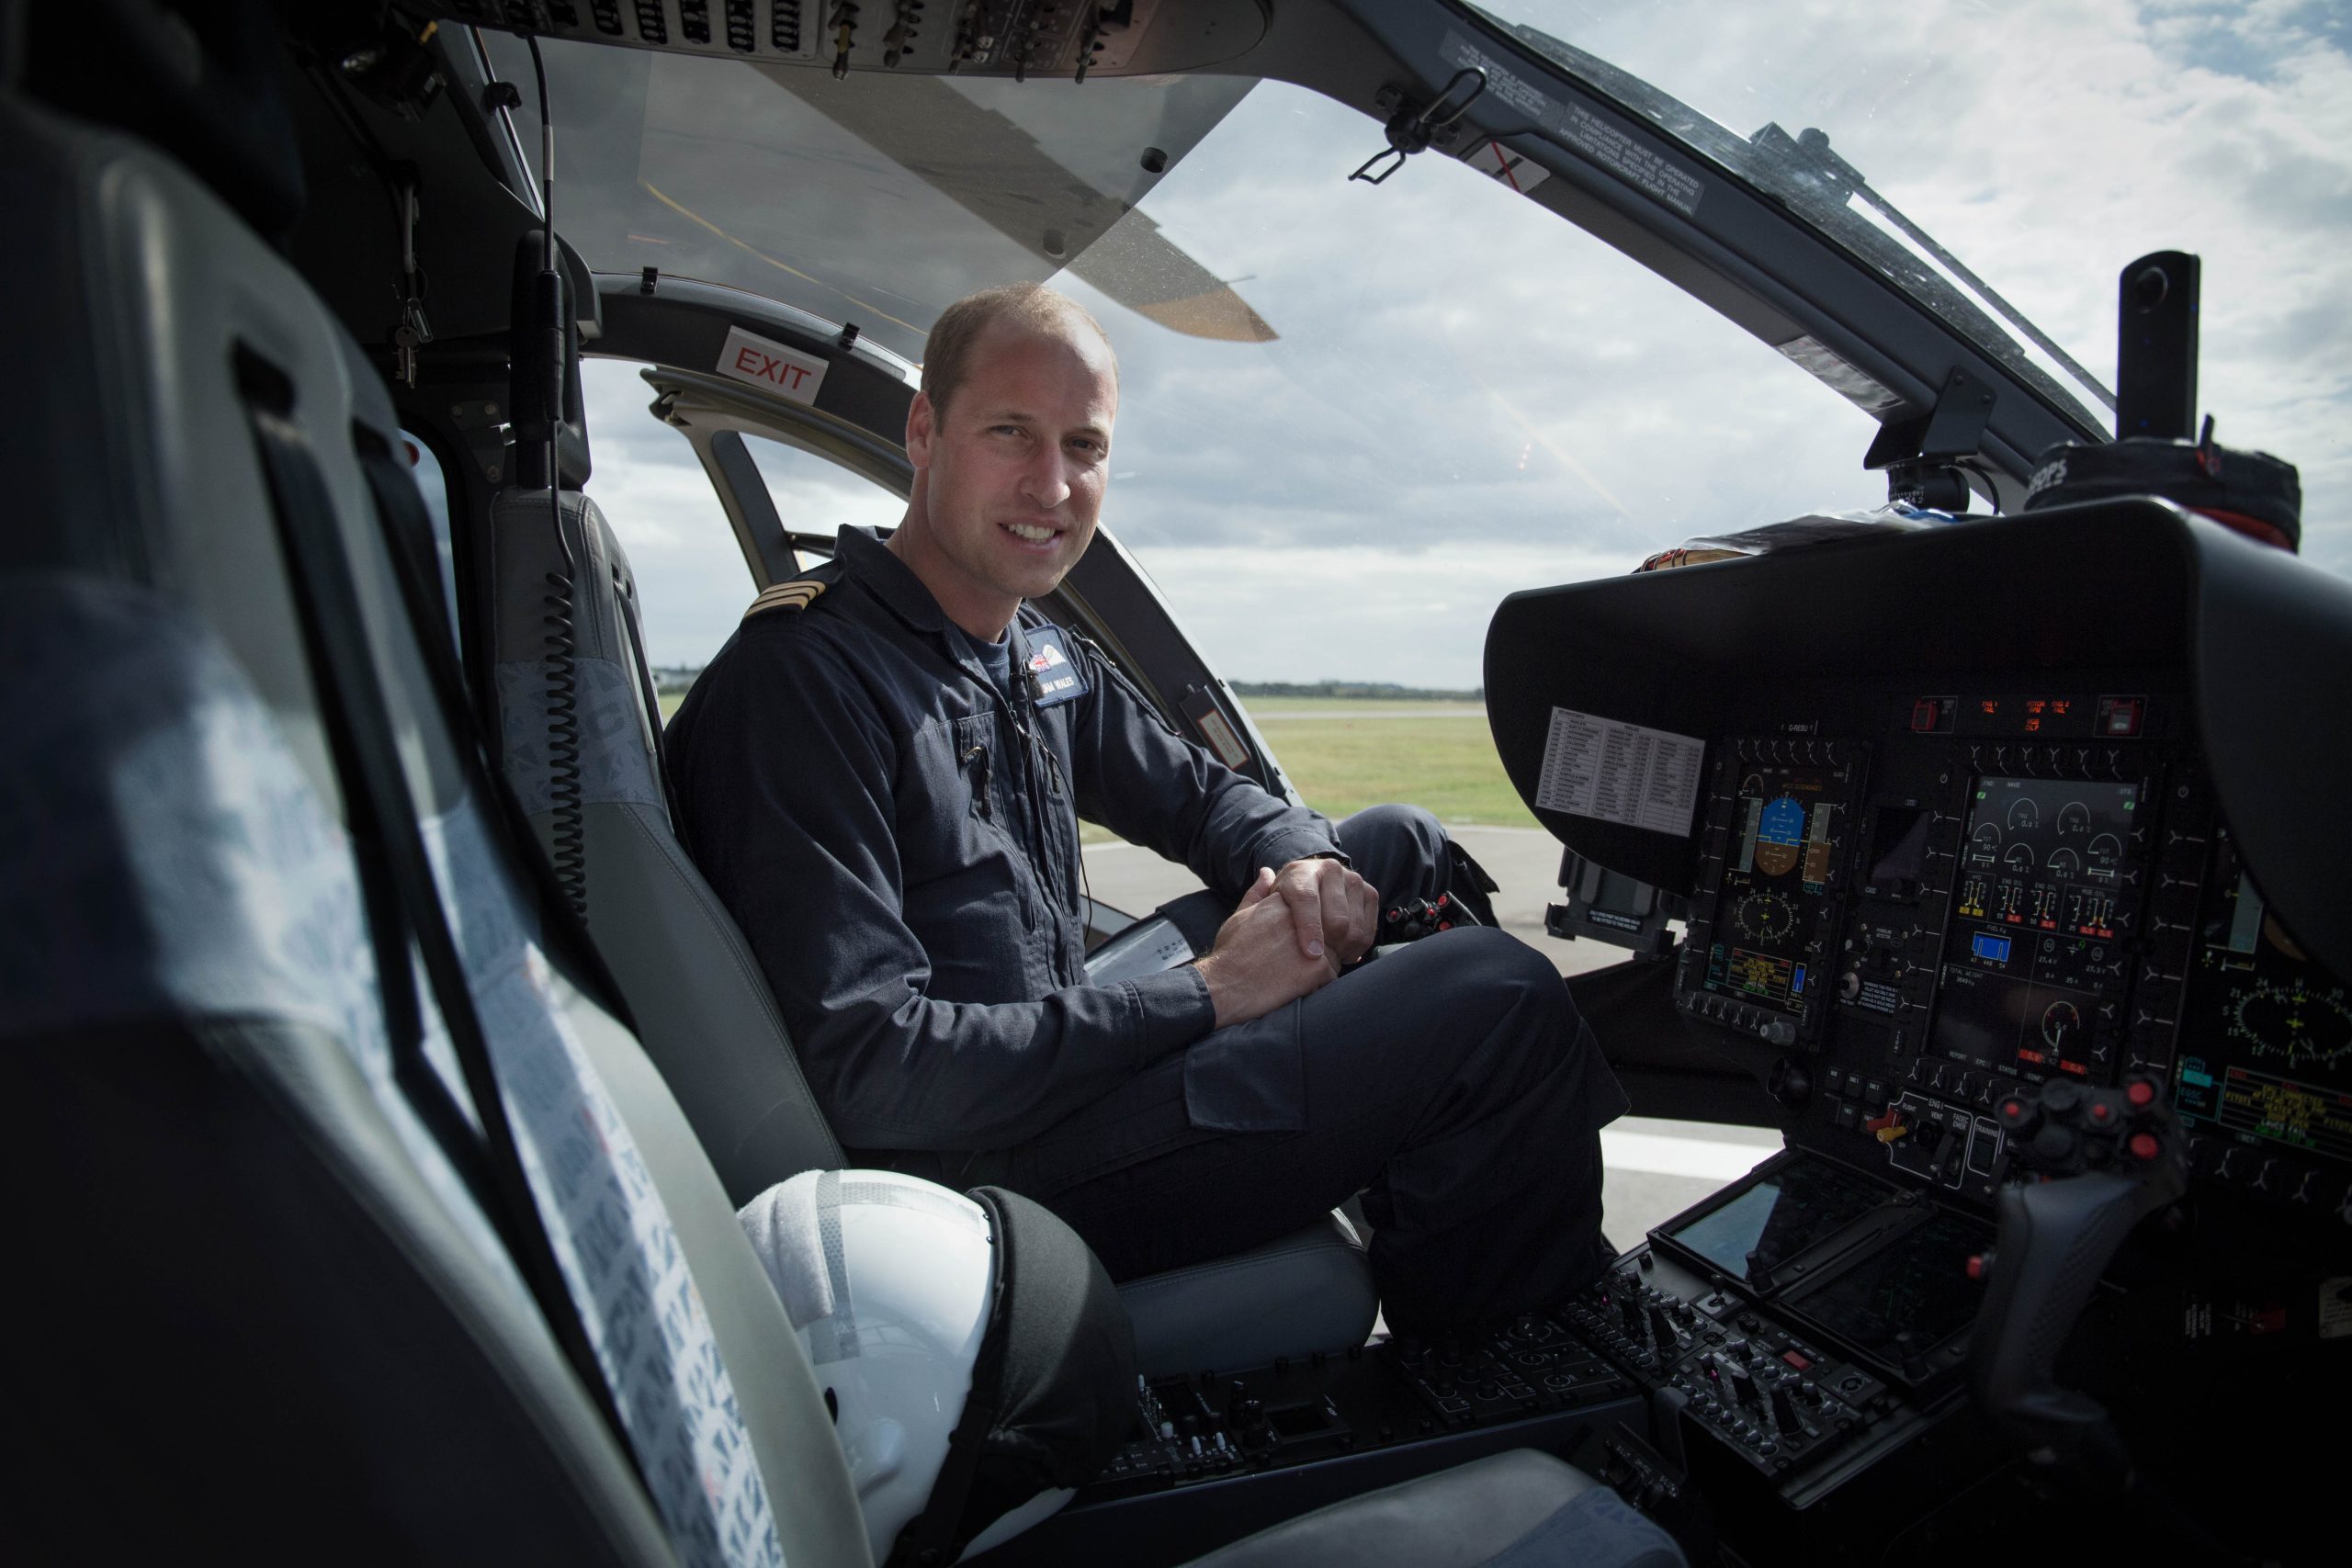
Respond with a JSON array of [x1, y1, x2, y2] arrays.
[[23, 0, 305, 236]]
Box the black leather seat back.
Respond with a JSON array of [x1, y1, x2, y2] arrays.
[[0, 77, 871, 1568], [0, 571, 675, 1563]]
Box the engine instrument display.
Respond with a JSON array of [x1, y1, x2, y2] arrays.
[[1931, 777, 2142, 1081], [2175, 829, 2352, 1166], [1697, 750, 1860, 1025]]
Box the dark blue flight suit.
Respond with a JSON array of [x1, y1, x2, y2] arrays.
[[666, 525, 1625, 1333]]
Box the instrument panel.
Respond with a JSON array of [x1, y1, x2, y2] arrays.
[[1670, 687, 2350, 1219], [2175, 827, 2352, 1181]]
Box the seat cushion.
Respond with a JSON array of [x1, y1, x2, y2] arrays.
[[1119, 1213, 1379, 1377], [1183, 1450, 1684, 1568]]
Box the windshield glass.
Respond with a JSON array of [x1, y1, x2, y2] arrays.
[[531, 4, 2346, 683], [486, 31, 1257, 363], [1475, 0, 2352, 492], [569, 60, 1894, 681]]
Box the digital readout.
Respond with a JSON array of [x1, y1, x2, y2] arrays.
[[1933, 777, 2141, 1081]]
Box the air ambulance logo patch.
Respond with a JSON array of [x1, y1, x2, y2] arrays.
[[1024, 635, 1087, 708]]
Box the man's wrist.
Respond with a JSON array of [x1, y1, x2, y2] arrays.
[[1259, 835, 1347, 874], [1128, 964, 1217, 1052]]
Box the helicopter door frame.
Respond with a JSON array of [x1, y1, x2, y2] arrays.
[[593, 274, 1299, 807]]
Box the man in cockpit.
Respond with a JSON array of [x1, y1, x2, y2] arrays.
[[666, 284, 1626, 1334]]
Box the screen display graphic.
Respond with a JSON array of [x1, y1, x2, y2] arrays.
[[1932, 777, 2142, 1080], [1701, 756, 1858, 1019], [2175, 829, 2352, 1166], [1662, 1158, 1891, 1285]]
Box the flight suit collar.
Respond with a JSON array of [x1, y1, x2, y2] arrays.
[[833, 524, 1021, 690], [832, 525, 949, 636]]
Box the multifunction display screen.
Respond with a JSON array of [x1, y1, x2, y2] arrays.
[[1784, 1211, 1989, 1377], [2175, 830, 2352, 1166], [1700, 757, 1857, 1018], [1661, 1158, 1892, 1285], [1932, 777, 2141, 1080]]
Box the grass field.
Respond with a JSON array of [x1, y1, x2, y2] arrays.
[[656, 690, 1537, 832], [1238, 695, 1487, 717], [1250, 708, 1536, 829]]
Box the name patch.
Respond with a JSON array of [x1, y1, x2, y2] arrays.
[[1025, 635, 1087, 708]]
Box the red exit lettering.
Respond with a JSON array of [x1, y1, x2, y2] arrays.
[[734, 345, 813, 390]]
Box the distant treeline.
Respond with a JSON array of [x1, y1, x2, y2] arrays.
[[656, 668, 1482, 702], [1231, 681, 1483, 702]]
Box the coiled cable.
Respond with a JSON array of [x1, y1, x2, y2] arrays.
[[526, 33, 587, 917]]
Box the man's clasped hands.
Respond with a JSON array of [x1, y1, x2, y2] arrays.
[[1193, 858, 1381, 1029]]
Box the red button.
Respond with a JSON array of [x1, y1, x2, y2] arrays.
[[1911, 698, 1943, 732], [2130, 1132, 2160, 1161], [1966, 1254, 1987, 1280], [1781, 1350, 1812, 1371], [2126, 1080, 2156, 1108], [2091, 1102, 2111, 1123]]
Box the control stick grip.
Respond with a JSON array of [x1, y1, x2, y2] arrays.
[[1967, 1075, 2185, 1481], [1970, 1173, 2144, 1450]]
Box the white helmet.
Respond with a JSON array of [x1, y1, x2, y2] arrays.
[[740, 1170, 1135, 1565]]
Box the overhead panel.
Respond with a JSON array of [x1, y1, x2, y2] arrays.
[[426, 0, 1270, 79]]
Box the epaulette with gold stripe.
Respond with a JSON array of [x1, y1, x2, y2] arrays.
[[743, 578, 829, 620]]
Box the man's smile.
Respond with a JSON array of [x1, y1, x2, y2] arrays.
[[999, 518, 1064, 545]]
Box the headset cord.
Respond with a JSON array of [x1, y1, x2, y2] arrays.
[[526, 33, 586, 918]]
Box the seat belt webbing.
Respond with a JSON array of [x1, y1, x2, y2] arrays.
[[242, 379, 645, 1482]]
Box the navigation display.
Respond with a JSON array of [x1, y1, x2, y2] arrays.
[[1700, 756, 1858, 1019], [1660, 1157, 1891, 1285], [2175, 829, 2352, 1166], [1932, 777, 2141, 1081]]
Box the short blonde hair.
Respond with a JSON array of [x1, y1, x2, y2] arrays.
[[921, 284, 1117, 416]]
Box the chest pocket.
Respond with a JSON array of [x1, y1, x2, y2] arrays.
[[951, 713, 1008, 827]]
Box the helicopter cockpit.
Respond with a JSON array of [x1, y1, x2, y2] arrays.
[[3, 2, 2346, 1564]]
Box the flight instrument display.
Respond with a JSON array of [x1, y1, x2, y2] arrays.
[[1699, 753, 1858, 1021], [1931, 777, 2142, 1081], [2176, 829, 2352, 1166]]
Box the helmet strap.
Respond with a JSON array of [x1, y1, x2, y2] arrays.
[[882, 1188, 1015, 1568]]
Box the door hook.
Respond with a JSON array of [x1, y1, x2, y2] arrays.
[[1350, 68, 1487, 186]]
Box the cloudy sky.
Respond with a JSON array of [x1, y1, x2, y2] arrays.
[[550, 0, 2349, 688]]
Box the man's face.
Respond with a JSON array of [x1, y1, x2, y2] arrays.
[[901, 317, 1117, 636]]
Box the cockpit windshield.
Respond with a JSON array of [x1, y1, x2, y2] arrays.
[[484, 32, 1257, 363], [1476, 0, 2350, 457], [500, 4, 2347, 680]]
